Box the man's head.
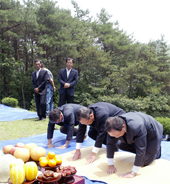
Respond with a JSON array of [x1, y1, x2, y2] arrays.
[[34, 59, 42, 70], [41, 63, 45, 69], [76, 107, 94, 125], [66, 58, 74, 70], [49, 109, 63, 124], [105, 117, 126, 138]]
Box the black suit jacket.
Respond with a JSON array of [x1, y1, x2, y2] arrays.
[[47, 104, 84, 141], [106, 111, 163, 166], [58, 68, 78, 96], [32, 69, 48, 95], [76, 102, 126, 148]]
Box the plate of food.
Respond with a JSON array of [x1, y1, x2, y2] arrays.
[[37, 170, 61, 183], [56, 165, 77, 184], [8, 178, 37, 184], [23, 179, 37, 184]]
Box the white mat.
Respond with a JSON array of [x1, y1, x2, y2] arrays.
[[60, 146, 170, 184]]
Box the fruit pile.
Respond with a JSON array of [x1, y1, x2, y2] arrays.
[[10, 160, 38, 184], [3, 143, 46, 163], [39, 152, 62, 167]]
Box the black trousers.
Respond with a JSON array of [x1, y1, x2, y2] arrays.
[[34, 92, 46, 119], [88, 127, 107, 145], [58, 91, 74, 107], [117, 140, 161, 166], [60, 126, 78, 136], [88, 127, 118, 151]]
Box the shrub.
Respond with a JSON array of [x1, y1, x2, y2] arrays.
[[1, 97, 18, 107], [155, 117, 170, 135]]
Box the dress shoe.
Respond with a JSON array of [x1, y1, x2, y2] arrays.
[[35, 118, 42, 121]]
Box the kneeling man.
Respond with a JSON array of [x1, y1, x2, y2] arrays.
[[47, 104, 84, 148], [105, 111, 163, 178], [73, 102, 126, 164]]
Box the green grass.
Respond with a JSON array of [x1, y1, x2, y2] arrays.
[[0, 118, 52, 141]]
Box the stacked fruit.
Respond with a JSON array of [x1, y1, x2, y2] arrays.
[[3, 143, 46, 163], [39, 152, 62, 167], [9, 160, 38, 184]]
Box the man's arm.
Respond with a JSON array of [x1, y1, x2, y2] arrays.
[[72, 124, 87, 161], [47, 139, 54, 148], [47, 122, 55, 148], [31, 72, 37, 89], [49, 79, 56, 91], [38, 70, 48, 92], [58, 69, 66, 85], [68, 70, 78, 87]]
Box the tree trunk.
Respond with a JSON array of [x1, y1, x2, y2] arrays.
[[21, 67, 26, 109]]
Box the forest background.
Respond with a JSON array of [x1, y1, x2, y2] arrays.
[[1, 0, 170, 118]]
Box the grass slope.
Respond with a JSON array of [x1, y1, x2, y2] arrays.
[[0, 118, 50, 141]]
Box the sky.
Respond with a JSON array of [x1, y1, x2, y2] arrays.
[[56, 0, 170, 44]]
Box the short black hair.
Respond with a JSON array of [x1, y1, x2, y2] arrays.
[[105, 117, 125, 132], [66, 58, 74, 63], [76, 107, 92, 121], [34, 59, 42, 63], [41, 63, 45, 68], [49, 109, 61, 121]]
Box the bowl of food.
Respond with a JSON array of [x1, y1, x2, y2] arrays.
[[56, 165, 77, 184], [37, 170, 61, 183]]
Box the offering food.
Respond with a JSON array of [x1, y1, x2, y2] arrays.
[[14, 148, 30, 162], [39, 152, 62, 168], [37, 170, 61, 181], [31, 147, 46, 161], [56, 165, 76, 177]]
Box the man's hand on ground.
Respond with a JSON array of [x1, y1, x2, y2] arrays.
[[118, 171, 136, 178], [47, 143, 55, 148], [85, 152, 96, 164], [107, 165, 117, 174], [57, 145, 67, 149], [72, 149, 81, 161]]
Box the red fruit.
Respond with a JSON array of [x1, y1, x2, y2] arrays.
[[3, 145, 14, 154], [10, 147, 19, 155], [15, 143, 25, 148]]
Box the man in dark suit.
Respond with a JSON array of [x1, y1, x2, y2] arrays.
[[32, 59, 48, 121], [47, 103, 84, 149], [105, 112, 163, 178], [58, 58, 78, 106], [72, 102, 126, 164]]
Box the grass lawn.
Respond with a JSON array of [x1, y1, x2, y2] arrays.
[[0, 118, 56, 141]]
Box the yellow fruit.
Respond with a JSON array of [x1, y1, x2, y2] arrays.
[[48, 159, 56, 167], [10, 159, 24, 169], [30, 147, 46, 161], [24, 143, 38, 153], [14, 148, 30, 163], [39, 156, 46, 162], [39, 158, 48, 167], [10, 166, 25, 184], [47, 152, 55, 159], [24, 161, 38, 181], [54, 155, 62, 165]]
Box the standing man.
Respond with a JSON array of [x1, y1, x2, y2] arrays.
[[32, 59, 48, 121], [105, 111, 163, 178], [72, 102, 126, 164], [58, 58, 78, 107], [41, 64, 56, 116], [47, 103, 84, 149]]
